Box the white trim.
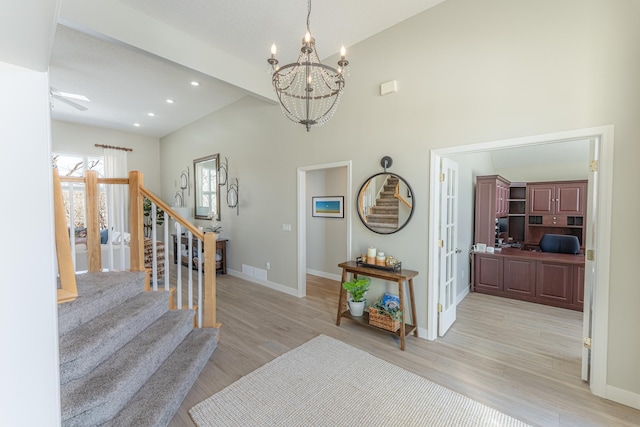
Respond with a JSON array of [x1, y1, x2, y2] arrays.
[[306, 268, 342, 282], [428, 125, 614, 401], [605, 385, 640, 411], [227, 269, 300, 297], [456, 285, 470, 305], [297, 161, 352, 298], [417, 326, 429, 340], [589, 126, 614, 397]]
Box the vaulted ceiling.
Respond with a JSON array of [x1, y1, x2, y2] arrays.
[[47, 0, 447, 137]]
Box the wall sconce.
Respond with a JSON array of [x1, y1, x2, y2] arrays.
[[218, 157, 228, 187], [174, 167, 190, 207], [227, 178, 239, 216]]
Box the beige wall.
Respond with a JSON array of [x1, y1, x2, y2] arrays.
[[51, 120, 163, 193], [160, 0, 639, 398], [306, 167, 348, 278]]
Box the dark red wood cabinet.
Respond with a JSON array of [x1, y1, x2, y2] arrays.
[[473, 250, 584, 311], [474, 175, 511, 247], [473, 176, 587, 311]]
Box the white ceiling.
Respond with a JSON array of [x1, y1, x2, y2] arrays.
[[48, 0, 447, 137]]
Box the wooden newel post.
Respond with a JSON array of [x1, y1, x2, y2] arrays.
[[85, 170, 102, 272], [129, 171, 145, 272], [53, 168, 77, 302], [203, 232, 218, 328]]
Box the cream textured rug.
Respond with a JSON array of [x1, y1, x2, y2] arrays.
[[190, 334, 530, 426]]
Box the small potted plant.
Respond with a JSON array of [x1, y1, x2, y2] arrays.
[[342, 277, 371, 316]]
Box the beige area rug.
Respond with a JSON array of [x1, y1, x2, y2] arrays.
[[190, 334, 531, 427]]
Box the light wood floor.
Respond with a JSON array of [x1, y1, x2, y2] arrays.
[[167, 271, 640, 426]]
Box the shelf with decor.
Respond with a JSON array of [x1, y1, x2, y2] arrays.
[[172, 233, 228, 274], [336, 261, 419, 351], [508, 183, 526, 243]]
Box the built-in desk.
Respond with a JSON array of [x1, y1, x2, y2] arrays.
[[336, 261, 419, 350], [472, 247, 584, 311]]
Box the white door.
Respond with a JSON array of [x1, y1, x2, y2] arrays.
[[582, 140, 598, 381], [438, 158, 459, 336]]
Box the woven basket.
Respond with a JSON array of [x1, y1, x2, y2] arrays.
[[368, 307, 400, 332]]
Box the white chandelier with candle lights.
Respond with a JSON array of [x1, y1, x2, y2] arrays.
[[267, 0, 349, 132]]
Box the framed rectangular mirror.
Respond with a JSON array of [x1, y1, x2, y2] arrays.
[[194, 153, 220, 220]]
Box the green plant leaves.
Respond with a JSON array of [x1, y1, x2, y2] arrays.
[[341, 277, 371, 302]]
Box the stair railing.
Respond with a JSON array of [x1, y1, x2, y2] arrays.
[[359, 177, 377, 219], [135, 181, 218, 328], [55, 169, 218, 329], [393, 182, 412, 209]]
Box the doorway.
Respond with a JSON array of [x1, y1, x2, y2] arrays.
[[428, 126, 614, 399], [297, 161, 352, 297]]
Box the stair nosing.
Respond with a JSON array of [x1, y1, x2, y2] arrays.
[[61, 309, 196, 425], [59, 291, 170, 384]]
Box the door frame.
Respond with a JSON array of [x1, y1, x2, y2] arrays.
[[427, 125, 614, 399], [297, 160, 352, 297]]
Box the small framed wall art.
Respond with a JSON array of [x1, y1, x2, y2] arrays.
[[312, 196, 344, 218]]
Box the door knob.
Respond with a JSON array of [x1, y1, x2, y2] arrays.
[[455, 248, 462, 254]]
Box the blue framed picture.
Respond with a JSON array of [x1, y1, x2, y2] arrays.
[[312, 196, 344, 218]]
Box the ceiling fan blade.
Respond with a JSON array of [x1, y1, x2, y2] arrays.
[[56, 91, 90, 102], [52, 94, 88, 111]]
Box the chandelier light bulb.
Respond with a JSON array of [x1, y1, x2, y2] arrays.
[[304, 31, 311, 44], [340, 46, 346, 59], [271, 43, 277, 56]]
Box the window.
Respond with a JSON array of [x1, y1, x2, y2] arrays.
[[53, 153, 107, 229]]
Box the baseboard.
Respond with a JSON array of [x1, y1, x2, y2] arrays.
[[227, 269, 300, 297], [306, 268, 341, 282], [606, 384, 640, 411], [417, 286, 468, 342], [456, 285, 470, 305], [417, 327, 431, 341]]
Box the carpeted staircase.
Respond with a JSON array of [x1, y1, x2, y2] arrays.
[[366, 175, 400, 233], [58, 271, 218, 426]]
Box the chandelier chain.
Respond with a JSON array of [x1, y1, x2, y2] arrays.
[[307, 0, 312, 34]]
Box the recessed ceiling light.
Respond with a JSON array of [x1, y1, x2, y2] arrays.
[[166, 99, 174, 104], [148, 112, 155, 117], [133, 123, 141, 127], [190, 81, 200, 87]]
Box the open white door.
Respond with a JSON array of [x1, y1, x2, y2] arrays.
[[582, 139, 598, 381], [438, 158, 459, 336]]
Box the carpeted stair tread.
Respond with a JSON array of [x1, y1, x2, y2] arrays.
[[61, 309, 196, 427], [58, 271, 147, 337], [59, 290, 171, 384], [105, 328, 218, 427]]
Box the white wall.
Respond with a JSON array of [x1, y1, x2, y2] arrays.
[[159, 0, 640, 401], [51, 120, 162, 193], [495, 163, 588, 182], [0, 62, 61, 426]]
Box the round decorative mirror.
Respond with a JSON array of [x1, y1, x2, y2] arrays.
[[357, 172, 414, 234]]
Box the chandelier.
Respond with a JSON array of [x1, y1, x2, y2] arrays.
[[267, 0, 349, 132]]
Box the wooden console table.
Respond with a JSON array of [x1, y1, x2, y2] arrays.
[[172, 234, 228, 274], [336, 261, 419, 350]]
